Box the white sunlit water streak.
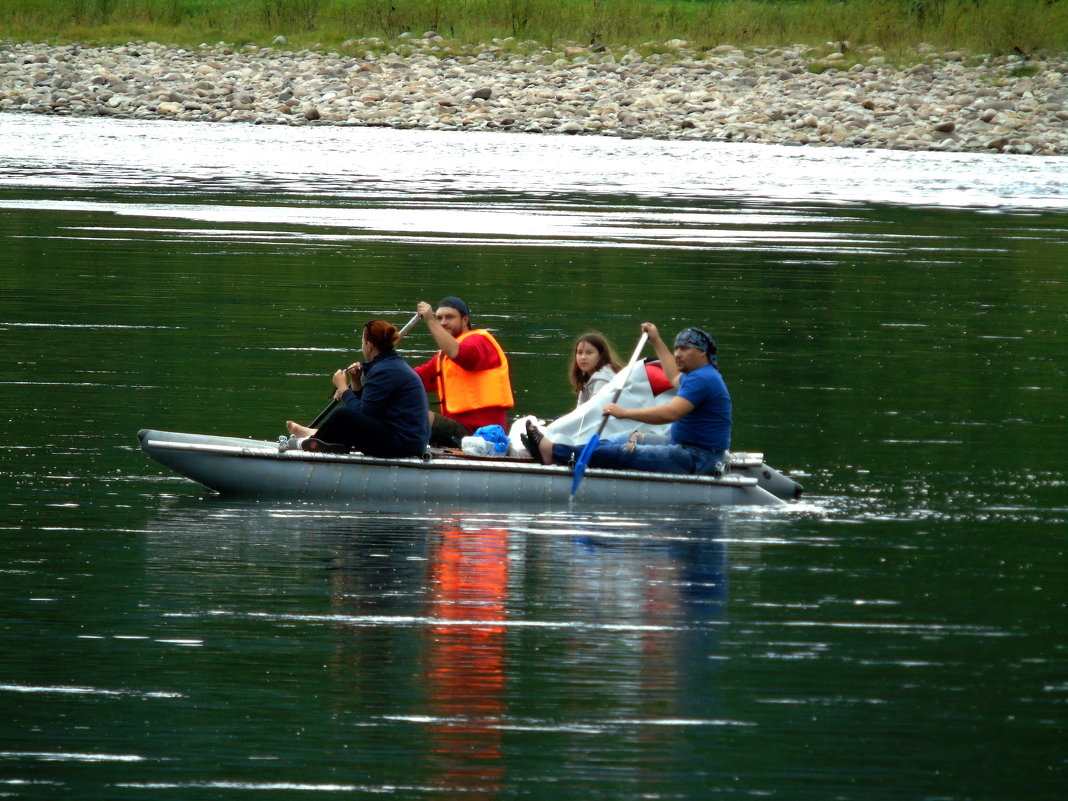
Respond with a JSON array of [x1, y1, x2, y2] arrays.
[[2, 197, 870, 251], [0, 197, 1022, 254], [0, 113, 1066, 211], [0, 684, 182, 698]]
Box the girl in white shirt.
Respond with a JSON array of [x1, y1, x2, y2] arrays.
[[569, 332, 623, 407]]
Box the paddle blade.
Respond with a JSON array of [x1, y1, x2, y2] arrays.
[[570, 433, 600, 496]]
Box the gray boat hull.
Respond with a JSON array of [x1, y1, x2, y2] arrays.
[[137, 429, 788, 508]]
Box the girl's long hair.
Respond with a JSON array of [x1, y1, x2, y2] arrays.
[[569, 332, 623, 393]]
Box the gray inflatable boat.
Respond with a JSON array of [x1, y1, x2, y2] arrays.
[[138, 429, 801, 508]]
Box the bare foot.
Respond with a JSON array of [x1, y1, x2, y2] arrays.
[[286, 420, 316, 437], [539, 435, 553, 465]]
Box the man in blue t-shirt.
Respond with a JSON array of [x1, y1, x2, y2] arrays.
[[524, 323, 732, 475]]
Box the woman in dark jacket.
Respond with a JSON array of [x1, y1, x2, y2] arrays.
[[286, 320, 430, 457]]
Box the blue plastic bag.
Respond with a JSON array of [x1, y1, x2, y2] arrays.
[[473, 424, 510, 454]]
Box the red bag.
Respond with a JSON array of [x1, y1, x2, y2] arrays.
[[644, 361, 674, 395]]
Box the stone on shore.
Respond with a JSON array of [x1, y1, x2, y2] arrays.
[[0, 38, 1064, 155]]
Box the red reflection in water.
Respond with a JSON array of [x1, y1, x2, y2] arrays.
[[426, 525, 508, 798]]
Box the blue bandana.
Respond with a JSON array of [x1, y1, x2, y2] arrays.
[[674, 327, 718, 368]]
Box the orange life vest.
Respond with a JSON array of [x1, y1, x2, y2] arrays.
[[437, 329, 514, 415]]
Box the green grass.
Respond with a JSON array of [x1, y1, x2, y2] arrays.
[[1, 0, 1065, 57], [1010, 62, 1043, 77]]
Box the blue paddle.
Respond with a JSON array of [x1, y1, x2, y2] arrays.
[[570, 332, 649, 498], [308, 312, 421, 428]]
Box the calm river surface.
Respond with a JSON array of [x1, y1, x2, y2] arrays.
[[1, 114, 1065, 800]]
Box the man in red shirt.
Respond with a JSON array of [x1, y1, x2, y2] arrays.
[[412, 297, 515, 447]]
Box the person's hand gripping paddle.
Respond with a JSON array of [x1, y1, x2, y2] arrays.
[[307, 312, 421, 429]]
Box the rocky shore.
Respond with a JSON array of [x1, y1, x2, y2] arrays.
[[2, 36, 1066, 155]]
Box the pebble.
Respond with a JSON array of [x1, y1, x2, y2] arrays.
[[0, 38, 1065, 155]]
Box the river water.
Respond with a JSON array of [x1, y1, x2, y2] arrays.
[[1, 114, 1065, 799]]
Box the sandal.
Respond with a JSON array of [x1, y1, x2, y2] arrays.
[[521, 419, 549, 465]]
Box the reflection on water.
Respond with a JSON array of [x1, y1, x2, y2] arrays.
[[1, 197, 866, 251], [2, 115, 1065, 210], [116, 503, 741, 797], [2, 114, 1066, 258], [426, 524, 507, 797]]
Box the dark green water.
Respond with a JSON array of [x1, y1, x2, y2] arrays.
[[0, 117, 1065, 799]]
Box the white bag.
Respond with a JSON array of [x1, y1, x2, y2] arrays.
[[461, 436, 494, 456], [509, 363, 677, 451]]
